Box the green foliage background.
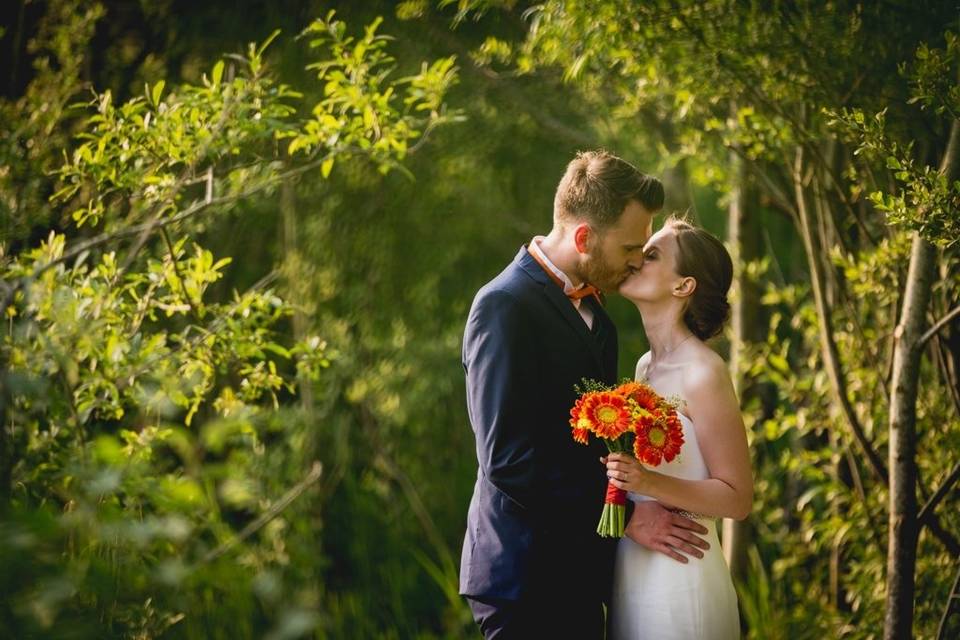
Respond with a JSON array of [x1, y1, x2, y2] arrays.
[[2, 1, 959, 638]]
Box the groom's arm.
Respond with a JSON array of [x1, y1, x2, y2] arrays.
[[625, 501, 711, 563], [463, 289, 539, 514]]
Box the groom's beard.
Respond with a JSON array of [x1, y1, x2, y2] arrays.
[[581, 248, 627, 293]]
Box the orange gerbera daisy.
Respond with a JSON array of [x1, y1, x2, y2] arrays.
[[570, 398, 590, 444], [569, 398, 591, 445], [619, 381, 661, 415], [614, 381, 644, 398], [579, 391, 632, 439], [634, 416, 684, 465], [571, 426, 590, 445]]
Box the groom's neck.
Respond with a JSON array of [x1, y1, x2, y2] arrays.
[[539, 227, 583, 286]]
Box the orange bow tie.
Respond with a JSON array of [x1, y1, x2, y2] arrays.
[[567, 285, 600, 301]]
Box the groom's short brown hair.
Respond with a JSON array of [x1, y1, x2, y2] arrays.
[[553, 150, 663, 228]]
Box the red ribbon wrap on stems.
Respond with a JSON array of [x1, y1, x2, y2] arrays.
[[605, 482, 627, 506], [598, 480, 627, 537]]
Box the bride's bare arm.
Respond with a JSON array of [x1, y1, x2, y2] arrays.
[[607, 356, 753, 520]]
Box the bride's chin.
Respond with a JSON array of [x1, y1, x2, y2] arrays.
[[618, 273, 640, 295], [619, 282, 657, 306], [617, 283, 643, 302]]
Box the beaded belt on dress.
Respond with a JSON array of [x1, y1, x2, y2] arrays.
[[669, 508, 707, 519]]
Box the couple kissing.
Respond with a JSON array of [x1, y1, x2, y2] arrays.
[[460, 150, 751, 639]]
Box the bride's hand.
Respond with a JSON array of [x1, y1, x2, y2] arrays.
[[606, 452, 649, 494]]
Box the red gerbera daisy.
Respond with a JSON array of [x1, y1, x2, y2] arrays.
[[634, 417, 684, 465]]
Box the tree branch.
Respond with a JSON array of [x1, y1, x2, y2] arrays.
[[921, 305, 960, 347], [793, 145, 889, 484], [925, 513, 960, 557], [28, 155, 331, 281], [669, 0, 879, 246], [919, 460, 960, 526], [201, 461, 322, 564], [937, 561, 960, 640]]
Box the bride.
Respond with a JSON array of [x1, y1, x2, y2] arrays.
[[604, 217, 752, 640]]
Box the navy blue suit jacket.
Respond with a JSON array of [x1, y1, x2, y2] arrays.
[[459, 247, 619, 601]]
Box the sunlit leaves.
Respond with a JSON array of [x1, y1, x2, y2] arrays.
[[53, 48, 300, 230], [289, 11, 460, 175], [829, 105, 960, 248], [908, 31, 960, 119]]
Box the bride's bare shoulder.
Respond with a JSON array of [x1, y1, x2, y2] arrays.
[[634, 352, 652, 380], [682, 344, 732, 393]]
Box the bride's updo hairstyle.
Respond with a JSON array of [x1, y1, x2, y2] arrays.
[[666, 217, 733, 340]]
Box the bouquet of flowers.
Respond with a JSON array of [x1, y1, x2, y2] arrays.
[[570, 379, 684, 537]]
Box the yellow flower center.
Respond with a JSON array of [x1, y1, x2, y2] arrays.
[[597, 405, 619, 424], [649, 428, 666, 447]]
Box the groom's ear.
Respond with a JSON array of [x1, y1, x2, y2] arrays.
[[673, 276, 697, 299], [573, 223, 593, 254]]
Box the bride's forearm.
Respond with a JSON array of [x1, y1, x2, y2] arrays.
[[641, 471, 751, 520]]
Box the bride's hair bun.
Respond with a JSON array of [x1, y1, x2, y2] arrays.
[[685, 291, 731, 340], [665, 217, 733, 340]]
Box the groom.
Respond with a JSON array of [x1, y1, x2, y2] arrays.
[[459, 150, 710, 638]]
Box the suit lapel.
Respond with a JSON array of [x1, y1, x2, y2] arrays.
[[514, 247, 606, 372]]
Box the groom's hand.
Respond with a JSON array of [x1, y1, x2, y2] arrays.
[[624, 501, 710, 563]]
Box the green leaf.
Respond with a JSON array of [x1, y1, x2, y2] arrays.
[[769, 354, 790, 373], [288, 137, 308, 154], [211, 60, 224, 88], [152, 80, 165, 107], [321, 157, 334, 178], [93, 435, 125, 465], [264, 342, 291, 359], [256, 29, 282, 60]]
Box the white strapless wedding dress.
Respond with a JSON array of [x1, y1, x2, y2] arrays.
[[610, 413, 740, 640]]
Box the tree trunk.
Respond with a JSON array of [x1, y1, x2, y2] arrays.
[[724, 147, 760, 580], [883, 234, 935, 639], [884, 118, 960, 640]]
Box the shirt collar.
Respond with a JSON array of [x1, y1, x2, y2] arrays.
[[529, 236, 583, 295]]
